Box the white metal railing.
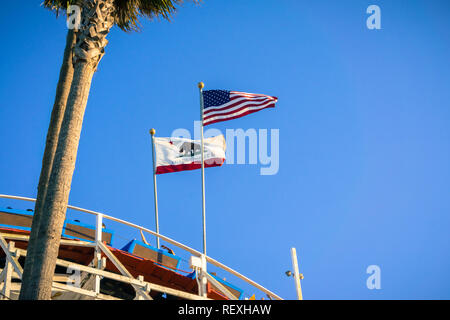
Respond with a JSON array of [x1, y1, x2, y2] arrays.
[[0, 194, 283, 300]]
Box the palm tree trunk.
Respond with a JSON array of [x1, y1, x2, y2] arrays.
[[19, 29, 76, 298], [19, 0, 115, 300], [20, 62, 95, 299]]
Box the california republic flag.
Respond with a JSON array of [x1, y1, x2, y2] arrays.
[[154, 135, 226, 174]]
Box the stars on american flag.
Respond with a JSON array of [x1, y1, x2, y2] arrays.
[[203, 90, 231, 109]]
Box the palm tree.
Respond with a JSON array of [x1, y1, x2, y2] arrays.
[[20, 28, 76, 294], [20, 0, 186, 300]]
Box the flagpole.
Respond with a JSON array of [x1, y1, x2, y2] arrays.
[[198, 82, 209, 298], [150, 128, 160, 249], [198, 82, 207, 257]]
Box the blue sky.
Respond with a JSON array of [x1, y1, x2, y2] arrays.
[[0, 0, 449, 299]]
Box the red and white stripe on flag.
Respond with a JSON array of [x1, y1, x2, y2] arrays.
[[154, 135, 226, 174], [202, 91, 277, 126]]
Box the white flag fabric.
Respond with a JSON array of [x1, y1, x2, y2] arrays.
[[154, 135, 226, 174]]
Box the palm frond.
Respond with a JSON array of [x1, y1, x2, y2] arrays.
[[42, 0, 67, 17], [42, 0, 195, 32]]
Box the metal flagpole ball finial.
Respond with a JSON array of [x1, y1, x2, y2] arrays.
[[198, 82, 204, 89], [150, 128, 156, 136]]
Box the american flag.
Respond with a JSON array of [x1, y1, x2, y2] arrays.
[[202, 90, 277, 126]]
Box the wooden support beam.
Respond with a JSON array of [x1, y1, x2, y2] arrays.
[[0, 237, 23, 279], [51, 283, 121, 300], [134, 276, 148, 300], [0, 282, 21, 299], [0, 268, 6, 284], [53, 274, 76, 284], [0, 282, 120, 301], [0, 269, 21, 281], [1, 242, 14, 299], [96, 241, 152, 300]]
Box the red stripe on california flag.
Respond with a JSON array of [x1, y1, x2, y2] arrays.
[[203, 103, 275, 126], [156, 158, 225, 174]]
